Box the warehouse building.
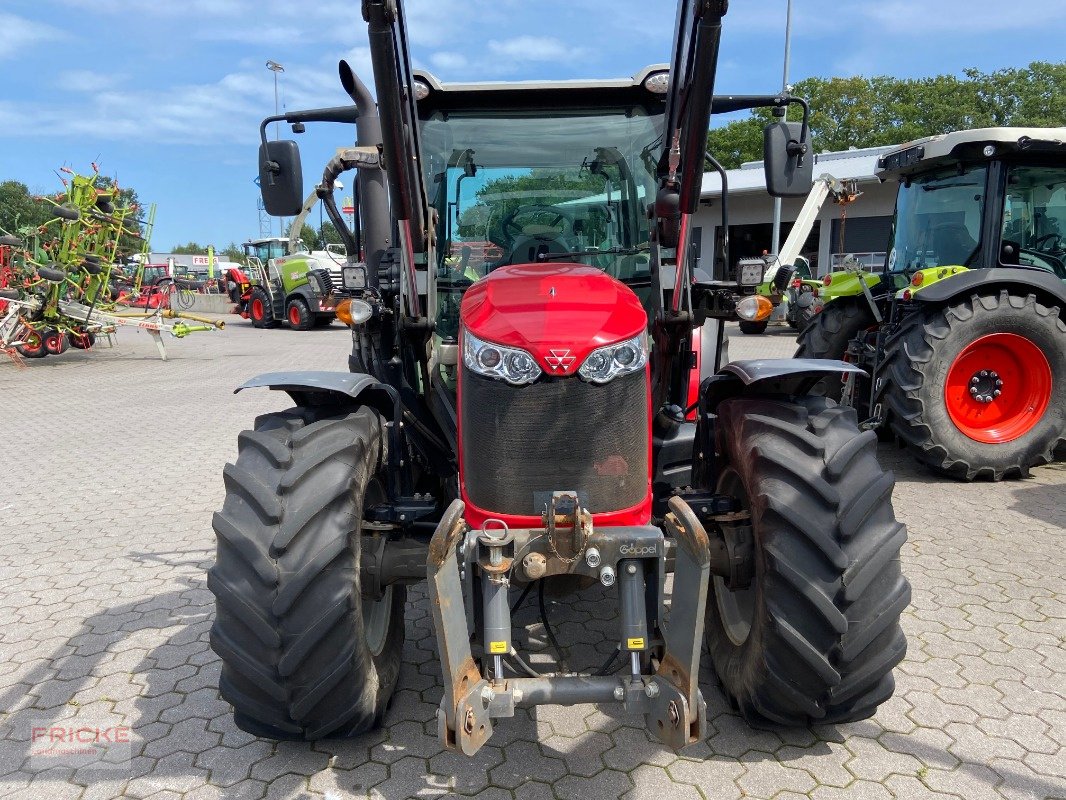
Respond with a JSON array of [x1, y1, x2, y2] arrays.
[[692, 145, 898, 277]]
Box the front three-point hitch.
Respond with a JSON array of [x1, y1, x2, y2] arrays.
[[427, 494, 712, 756]]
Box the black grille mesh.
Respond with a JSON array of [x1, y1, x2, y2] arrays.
[[461, 367, 649, 515]]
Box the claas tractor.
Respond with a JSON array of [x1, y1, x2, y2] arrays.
[[797, 128, 1066, 479], [209, 0, 910, 754]]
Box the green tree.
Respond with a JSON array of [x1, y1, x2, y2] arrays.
[[317, 221, 343, 248], [171, 241, 206, 254], [220, 242, 246, 264], [0, 180, 54, 236], [288, 221, 317, 251], [706, 61, 1066, 169]]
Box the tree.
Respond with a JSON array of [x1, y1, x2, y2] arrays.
[[706, 61, 1066, 169], [317, 221, 343, 249], [0, 180, 55, 236], [171, 241, 206, 254], [220, 242, 246, 265], [289, 221, 317, 252]]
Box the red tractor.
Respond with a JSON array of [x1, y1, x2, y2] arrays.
[[209, 0, 910, 754]]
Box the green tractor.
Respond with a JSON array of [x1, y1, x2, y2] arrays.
[[738, 174, 861, 334], [797, 127, 1066, 479], [239, 236, 347, 330]]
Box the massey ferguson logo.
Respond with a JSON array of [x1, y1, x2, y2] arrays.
[[545, 349, 575, 371]]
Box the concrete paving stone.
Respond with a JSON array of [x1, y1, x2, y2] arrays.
[[2, 324, 1064, 799], [249, 743, 331, 782], [553, 768, 634, 800], [990, 757, 1066, 800], [623, 764, 703, 799], [426, 746, 504, 794]]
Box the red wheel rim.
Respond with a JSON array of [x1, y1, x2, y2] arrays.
[[45, 334, 63, 352], [251, 298, 264, 320], [25, 331, 42, 350], [289, 304, 300, 326], [944, 332, 1052, 443]]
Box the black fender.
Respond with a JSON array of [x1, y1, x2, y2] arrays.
[[235, 370, 397, 419], [700, 358, 864, 413], [912, 267, 1066, 308]]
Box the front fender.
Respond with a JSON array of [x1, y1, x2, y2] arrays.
[[905, 266, 1066, 307], [235, 370, 397, 417], [701, 358, 863, 412]]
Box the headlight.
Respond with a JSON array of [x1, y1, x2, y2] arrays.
[[736, 295, 774, 322], [578, 334, 648, 384], [463, 330, 541, 385], [342, 265, 367, 290]]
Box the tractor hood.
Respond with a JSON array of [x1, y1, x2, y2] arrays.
[[460, 263, 647, 374]]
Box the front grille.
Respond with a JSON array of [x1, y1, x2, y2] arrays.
[[461, 366, 648, 516]]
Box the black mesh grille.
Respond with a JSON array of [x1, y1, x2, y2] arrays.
[[461, 366, 649, 515]]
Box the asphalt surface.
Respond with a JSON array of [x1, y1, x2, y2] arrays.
[[0, 317, 1063, 799]]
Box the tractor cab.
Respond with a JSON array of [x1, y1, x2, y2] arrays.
[[415, 68, 665, 346], [879, 127, 1066, 287]]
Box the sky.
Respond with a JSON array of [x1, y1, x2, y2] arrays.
[[2, 0, 1064, 250]]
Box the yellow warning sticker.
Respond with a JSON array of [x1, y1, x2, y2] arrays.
[[627, 637, 645, 650], [489, 641, 508, 654]]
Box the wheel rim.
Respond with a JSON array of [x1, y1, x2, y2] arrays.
[[945, 332, 1052, 444], [363, 586, 393, 656], [25, 331, 43, 351], [713, 468, 756, 647], [251, 298, 263, 320], [288, 304, 301, 326]]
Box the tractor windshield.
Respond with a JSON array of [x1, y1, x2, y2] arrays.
[[887, 165, 986, 273], [421, 107, 663, 285]]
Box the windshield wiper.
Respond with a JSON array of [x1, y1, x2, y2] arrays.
[[536, 245, 649, 262]]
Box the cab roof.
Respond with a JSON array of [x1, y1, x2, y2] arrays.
[[412, 65, 669, 113], [877, 126, 1066, 179]]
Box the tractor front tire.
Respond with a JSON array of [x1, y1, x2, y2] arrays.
[[879, 291, 1065, 480], [738, 320, 769, 335], [706, 395, 910, 726], [286, 298, 315, 331], [794, 297, 877, 401], [249, 288, 274, 329], [209, 405, 406, 739]]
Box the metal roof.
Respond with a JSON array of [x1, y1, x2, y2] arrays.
[[700, 145, 894, 198]]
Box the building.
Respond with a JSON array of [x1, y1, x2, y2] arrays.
[[692, 145, 898, 277]]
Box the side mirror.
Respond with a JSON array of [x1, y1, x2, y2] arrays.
[[259, 140, 303, 216], [764, 121, 813, 198], [772, 264, 796, 292]]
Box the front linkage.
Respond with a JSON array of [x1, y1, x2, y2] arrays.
[[428, 493, 713, 755]]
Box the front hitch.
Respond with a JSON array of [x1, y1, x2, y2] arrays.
[[427, 496, 711, 756]]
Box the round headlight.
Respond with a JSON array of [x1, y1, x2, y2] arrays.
[[478, 347, 501, 369], [585, 351, 609, 373], [506, 351, 534, 376], [613, 344, 636, 366]]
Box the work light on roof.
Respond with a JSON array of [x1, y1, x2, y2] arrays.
[[413, 79, 431, 101], [643, 71, 670, 94]]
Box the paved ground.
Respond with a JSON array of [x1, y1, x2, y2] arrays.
[[0, 318, 1063, 800]]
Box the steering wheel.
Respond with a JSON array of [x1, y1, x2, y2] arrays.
[[501, 205, 575, 242], [1032, 232, 1064, 253]]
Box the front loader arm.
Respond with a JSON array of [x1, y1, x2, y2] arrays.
[[364, 0, 430, 319]]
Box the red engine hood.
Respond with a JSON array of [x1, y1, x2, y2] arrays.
[[460, 263, 647, 374]]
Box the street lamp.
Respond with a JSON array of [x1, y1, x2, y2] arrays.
[[265, 60, 285, 237]]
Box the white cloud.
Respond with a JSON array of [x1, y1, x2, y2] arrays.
[[0, 12, 67, 60], [56, 70, 126, 93], [485, 36, 585, 64]]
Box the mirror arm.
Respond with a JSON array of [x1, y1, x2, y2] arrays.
[[704, 151, 729, 282], [712, 94, 811, 165]]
